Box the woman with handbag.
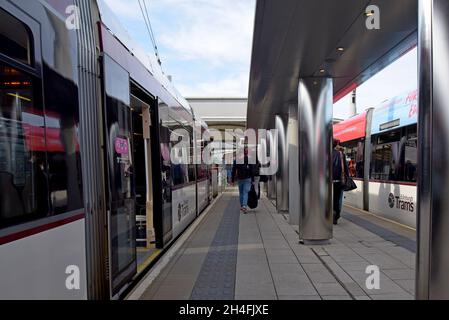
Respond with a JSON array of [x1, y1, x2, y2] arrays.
[[332, 139, 351, 225]]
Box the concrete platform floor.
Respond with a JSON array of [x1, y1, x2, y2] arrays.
[[131, 189, 416, 300]]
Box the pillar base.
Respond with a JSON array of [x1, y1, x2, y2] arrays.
[[300, 239, 331, 246]]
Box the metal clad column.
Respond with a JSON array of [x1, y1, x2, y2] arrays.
[[417, 0, 449, 299], [298, 78, 333, 241], [363, 108, 374, 212], [267, 129, 277, 200], [288, 104, 300, 225], [276, 114, 289, 212]]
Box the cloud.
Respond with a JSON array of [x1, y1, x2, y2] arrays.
[[151, 0, 255, 66], [105, 0, 256, 98], [333, 48, 417, 119], [103, 0, 143, 21], [177, 71, 249, 98]]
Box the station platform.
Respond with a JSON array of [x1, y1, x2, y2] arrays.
[[128, 189, 416, 300]]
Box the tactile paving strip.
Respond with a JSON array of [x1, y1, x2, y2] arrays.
[[190, 196, 240, 300], [342, 212, 416, 253]]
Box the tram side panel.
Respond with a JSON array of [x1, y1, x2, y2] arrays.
[[342, 179, 364, 209], [197, 178, 209, 214], [169, 109, 197, 239], [0, 0, 88, 299], [368, 181, 417, 228], [196, 122, 210, 214], [0, 220, 87, 299], [367, 90, 418, 228], [172, 184, 197, 239]]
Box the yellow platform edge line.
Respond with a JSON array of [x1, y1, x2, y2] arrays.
[[137, 249, 162, 274]]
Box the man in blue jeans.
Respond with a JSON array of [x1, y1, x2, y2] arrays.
[[232, 148, 255, 213]]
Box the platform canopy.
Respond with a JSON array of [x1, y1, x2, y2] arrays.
[[247, 0, 418, 129]]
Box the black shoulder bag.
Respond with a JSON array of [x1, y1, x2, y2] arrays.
[[340, 152, 357, 192]]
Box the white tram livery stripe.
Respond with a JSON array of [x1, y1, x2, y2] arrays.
[[0, 219, 87, 300], [172, 184, 197, 239], [343, 179, 364, 210], [368, 181, 417, 229]]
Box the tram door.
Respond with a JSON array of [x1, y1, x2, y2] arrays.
[[103, 55, 137, 297], [130, 95, 156, 249]]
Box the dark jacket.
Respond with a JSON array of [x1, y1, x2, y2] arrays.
[[232, 157, 256, 182], [332, 149, 349, 182]]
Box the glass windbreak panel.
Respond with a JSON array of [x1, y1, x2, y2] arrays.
[[0, 63, 49, 228], [0, 9, 32, 65], [103, 55, 136, 294], [342, 140, 364, 178]]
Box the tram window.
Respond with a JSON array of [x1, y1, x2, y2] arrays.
[[404, 126, 417, 182], [342, 140, 364, 179], [370, 126, 417, 183], [0, 63, 49, 228], [0, 9, 32, 65], [377, 129, 401, 145], [187, 127, 196, 182], [170, 118, 189, 187]]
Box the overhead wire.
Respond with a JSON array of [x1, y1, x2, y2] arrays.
[[137, 0, 161, 65]]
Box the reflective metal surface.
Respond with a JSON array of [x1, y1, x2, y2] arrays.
[[288, 103, 300, 225], [76, 0, 109, 300], [276, 114, 289, 212], [267, 129, 277, 200], [417, 0, 449, 300], [298, 78, 333, 241], [363, 108, 374, 211]]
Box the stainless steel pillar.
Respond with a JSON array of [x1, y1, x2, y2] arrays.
[[363, 108, 374, 212], [267, 128, 277, 200], [276, 114, 289, 212], [417, 0, 449, 300], [288, 104, 300, 225], [298, 78, 333, 241]]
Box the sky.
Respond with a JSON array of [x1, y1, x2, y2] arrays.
[[107, 0, 417, 120], [106, 0, 255, 98], [333, 48, 417, 119]]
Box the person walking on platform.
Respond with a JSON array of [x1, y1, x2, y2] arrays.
[[232, 147, 256, 213], [332, 139, 349, 225]]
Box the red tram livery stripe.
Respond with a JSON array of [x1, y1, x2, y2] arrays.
[[0, 213, 85, 246]]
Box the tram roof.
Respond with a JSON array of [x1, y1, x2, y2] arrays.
[[247, 0, 418, 129]]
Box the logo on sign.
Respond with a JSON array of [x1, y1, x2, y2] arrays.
[[387, 193, 415, 212], [115, 137, 129, 155], [388, 193, 395, 208]]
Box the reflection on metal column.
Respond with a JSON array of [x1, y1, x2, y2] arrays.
[[298, 78, 333, 241], [417, 0, 449, 300], [276, 114, 289, 212], [267, 129, 277, 200], [363, 108, 374, 212], [288, 104, 300, 225]]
